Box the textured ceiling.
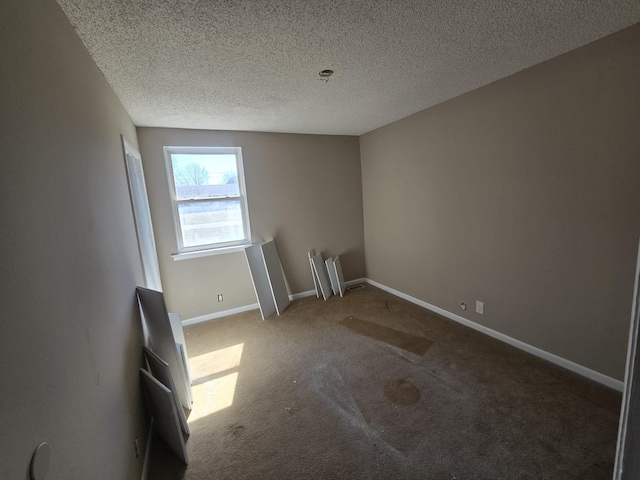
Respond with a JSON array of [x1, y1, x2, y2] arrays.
[[56, 0, 640, 136]]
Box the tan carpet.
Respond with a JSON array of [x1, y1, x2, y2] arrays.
[[148, 285, 621, 479]]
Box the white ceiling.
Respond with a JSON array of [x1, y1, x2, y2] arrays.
[[56, 0, 640, 136]]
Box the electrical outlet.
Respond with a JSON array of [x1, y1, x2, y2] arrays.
[[476, 301, 484, 315], [217, 294, 223, 302], [134, 438, 139, 459]]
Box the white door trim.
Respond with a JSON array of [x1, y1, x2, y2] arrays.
[[122, 135, 163, 291], [614, 239, 640, 479]]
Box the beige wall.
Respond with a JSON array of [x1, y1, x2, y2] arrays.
[[0, 0, 147, 478], [137, 128, 364, 319], [360, 24, 640, 381]]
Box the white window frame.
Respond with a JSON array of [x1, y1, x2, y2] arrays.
[[163, 146, 251, 258]]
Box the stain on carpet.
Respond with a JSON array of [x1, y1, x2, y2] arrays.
[[226, 424, 245, 437], [384, 379, 420, 405], [339, 317, 433, 355]]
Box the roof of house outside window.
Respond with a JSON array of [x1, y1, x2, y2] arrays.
[[176, 184, 239, 199]]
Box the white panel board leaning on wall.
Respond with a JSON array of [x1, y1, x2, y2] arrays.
[[140, 369, 189, 464], [311, 252, 333, 301], [143, 346, 190, 436], [261, 240, 290, 314], [245, 240, 290, 320], [169, 312, 192, 387], [309, 252, 346, 300], [326, 257, 339, 295], [308, 249, 321, 298], [332, 255, 346, 297], [137, 287, 192, 410]]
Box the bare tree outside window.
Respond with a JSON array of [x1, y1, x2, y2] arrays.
[[174, 162, 209, 186], [222, 171, 238, 184]]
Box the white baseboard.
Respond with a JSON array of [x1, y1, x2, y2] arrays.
[[290, 289, 317, 300], [290, 278, 367, 300], [365, 278, 624, 392], [182, 303, 259, 326], [181, 278, 370, 326], [179, 277, 622, 390], [345, 278, 367, 287]]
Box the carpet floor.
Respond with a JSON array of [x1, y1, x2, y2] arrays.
[[148, 284, 621, 479]]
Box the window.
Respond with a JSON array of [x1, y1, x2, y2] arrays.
[[164, 146, 251, 254]]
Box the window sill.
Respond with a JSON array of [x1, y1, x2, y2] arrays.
[[172, 244, 249, 261]]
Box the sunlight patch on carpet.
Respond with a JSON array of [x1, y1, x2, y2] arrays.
[[188, 343, 244, 421], [189, 372, 239, 421], [190, 343, 244, 378]]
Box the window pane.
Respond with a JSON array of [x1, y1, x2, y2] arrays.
[[171, 154, 240, 199], [178, 200, 245, 247]]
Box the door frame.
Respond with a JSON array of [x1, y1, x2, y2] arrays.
[[122, 135, 163, 291], [614, 239, 640, 479]]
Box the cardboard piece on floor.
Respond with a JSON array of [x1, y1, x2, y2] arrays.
[[137, 287, 192, 410], [311, 253, 332, 301], [245, 243, 277, 320], [261, 240, 290, 315], [144, 347, 190, 436], [326, 257, 339, 295], [333, 255, 346, 298], [140, 369, 189, 465], [308, 250, 321, 298]]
